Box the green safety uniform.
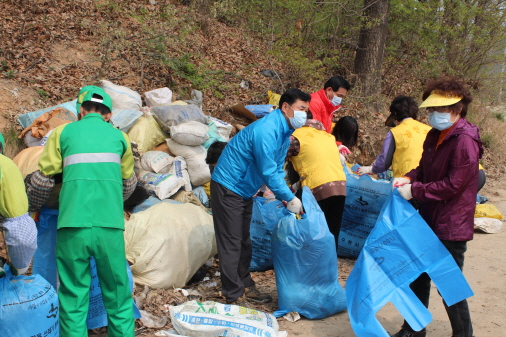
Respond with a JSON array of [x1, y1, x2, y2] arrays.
[[38, 113, 135, 337]]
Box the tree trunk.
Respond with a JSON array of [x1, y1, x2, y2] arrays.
[[353, 0, 390, 96]]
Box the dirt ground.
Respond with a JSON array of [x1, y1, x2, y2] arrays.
[[122, 177, 506, 337]]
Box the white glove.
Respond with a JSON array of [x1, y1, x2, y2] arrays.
[[16, 266, 29, 275], [291, 181, 301, 193], [393, 177, 410, 188], [340, 154, 347, 167], [286, 197, 303, 215], [357, 166, 373, 175], [398, 184, 413, 200], [338, 145, 351, 156]]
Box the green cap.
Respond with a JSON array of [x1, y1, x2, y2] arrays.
[[0, 132, 4, 154], [76, 85, 113, 112]]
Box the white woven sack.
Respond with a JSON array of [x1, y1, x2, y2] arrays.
[[124, 203, 217, 289], [140, 151, 175, 174], [100, 80, 142, 110], [139, 171, 185, 199], [474, 217, 503, 234], [145, 87, 173, 107], [209, 116, 233, 141], [170, 121, 209, 146], [169, 156, 192, 192], [170, 300, 283, 337], [166, 139, 211, 186]]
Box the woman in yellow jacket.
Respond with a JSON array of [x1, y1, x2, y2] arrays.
[[286, 115, 348, 249], [358, 96, 431, 178]]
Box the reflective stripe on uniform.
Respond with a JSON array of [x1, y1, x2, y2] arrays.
[[63, 153, 121, 167]]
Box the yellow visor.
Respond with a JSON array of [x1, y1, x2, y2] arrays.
[[419, 92, 463, 108]]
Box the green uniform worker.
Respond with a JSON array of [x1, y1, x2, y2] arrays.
[[36, 86, 137, 337]]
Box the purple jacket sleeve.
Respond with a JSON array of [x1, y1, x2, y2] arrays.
[[410, 135, 479, 202], [372, 132, 395, 174]]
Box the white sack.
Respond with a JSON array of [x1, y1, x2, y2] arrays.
[[167, 139, 211, 187], [209, 116, 233, 141], [110, 109, 143, 133], [100, 80, 142, 110], [145, 87, 173, 107], [141, 151, 175, 174], [170, 121, 209, 146], [124, 203, 217, 289], [169, 156, 192, 192], [139, 171, 185, 199], [474, 217, 503, 234], [151, 105, 208, 133], [170, 300, 282, 337]]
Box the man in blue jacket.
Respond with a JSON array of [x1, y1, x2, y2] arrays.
[[211, 88, 310, 305]]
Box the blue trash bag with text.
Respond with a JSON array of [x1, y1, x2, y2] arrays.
[[346, 190, 474, 337], [33, 207, 59, 290], [272, 187, 347, 319], [249, 197, 289, 271], [0, 264, 59, 337], [86, 257, 141, 329], [338, 169, 392, 258]]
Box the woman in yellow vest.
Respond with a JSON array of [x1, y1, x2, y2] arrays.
[[286, 115, 347, 249], [358, 96, 431, 177]]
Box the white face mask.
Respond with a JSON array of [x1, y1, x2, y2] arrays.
[[287, 105, 307, 129], [428, 111, 456, 131], [331, 95, 342, 106]]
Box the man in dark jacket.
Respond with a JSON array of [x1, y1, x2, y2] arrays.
[[392, 79, 482, 337]]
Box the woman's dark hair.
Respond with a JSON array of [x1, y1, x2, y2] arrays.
[[422, 78, 472, 118], [205, 141, 227, 165], [390, 96, 419, 121], [306, 110, 313, 120], [323, 76, 351, 91], [278, 88, 311, 109], [285, 160, 300, 186], [333, 116, 358, 149]]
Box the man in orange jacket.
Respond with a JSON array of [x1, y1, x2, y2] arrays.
[[309, 76, 351, 133]]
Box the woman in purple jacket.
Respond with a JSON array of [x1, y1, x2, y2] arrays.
[[391, 79, 483, 337]]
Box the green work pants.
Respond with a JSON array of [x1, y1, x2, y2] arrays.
[[56, 227, 134, 337]]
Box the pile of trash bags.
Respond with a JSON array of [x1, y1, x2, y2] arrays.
[[14, 80, 234, 291]]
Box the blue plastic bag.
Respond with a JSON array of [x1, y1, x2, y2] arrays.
[[17, 99, 78, 128], [132, 196, 181, 213], [338, 169, 392, 258], [193, 186, 210, 208], [0, 264, 59, 336], [272, 187, 347, 319], [86, 257, 141, 329], [245, 104, 273, 118], [33, 207, 60, 289], [476, 193, 488, 204], [31, 208, 141, 329], [249, 197, 289, 272], [346, 190, 474, 336]]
